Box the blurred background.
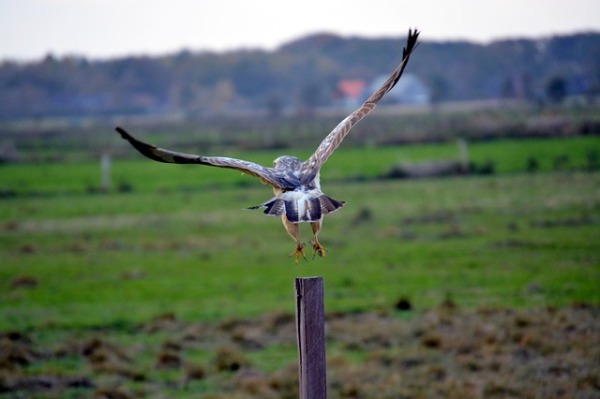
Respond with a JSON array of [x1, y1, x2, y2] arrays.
[[1, 0, 600, 123], [1, 1, 599, 398]]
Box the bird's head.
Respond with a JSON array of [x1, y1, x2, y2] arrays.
[[273, 155, 302, 171]]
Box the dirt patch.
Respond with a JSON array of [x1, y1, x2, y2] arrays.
[[1, 305, 598, 398]]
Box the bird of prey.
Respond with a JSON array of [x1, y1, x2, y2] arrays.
[[116, 29, 419, 263]]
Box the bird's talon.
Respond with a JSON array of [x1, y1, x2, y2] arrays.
[[289, 243, 307, 264], [311, 240, 327, 258]]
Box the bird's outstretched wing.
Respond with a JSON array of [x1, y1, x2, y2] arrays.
[[299, 29, 420, 184], [115, 127, 300, 189]]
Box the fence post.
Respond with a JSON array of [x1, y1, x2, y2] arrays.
[[101, 152, 111, 192], [295, 277, 327, 399], [457, 138, 469, 172]]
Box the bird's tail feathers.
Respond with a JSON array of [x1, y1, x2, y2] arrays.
[[318, 195, 346, 214], [247, 194, 345, 223]]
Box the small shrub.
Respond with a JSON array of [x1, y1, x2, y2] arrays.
[[586, 149, 599, 171], [469, 160, 496, 175], [212, 345, 250, 372], [394, 297, 412, 311], [9, 275, 38, 289], [526, 156, 540, 172], [117, 181, 134, 193], [155, 350, 181, 370], [352, 206, 373, 224]]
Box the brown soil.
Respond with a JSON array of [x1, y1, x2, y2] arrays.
[[1, 304, 598, 398]]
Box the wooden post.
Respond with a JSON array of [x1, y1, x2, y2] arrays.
[[457, 138, 469, 173], [101, 152, 111, 192], [295, 277, 327, 399]]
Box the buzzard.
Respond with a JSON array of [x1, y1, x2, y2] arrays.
[[116, 29, 419, 263]]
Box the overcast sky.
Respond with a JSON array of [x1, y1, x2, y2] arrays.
[[2, 0, 600, 61]]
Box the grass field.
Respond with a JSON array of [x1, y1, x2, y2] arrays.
[[2, 135, 599, 196], [1, 127, 599, 397]]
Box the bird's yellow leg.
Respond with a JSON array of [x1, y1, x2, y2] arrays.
[[282, 217, 306, 264], [310, 221, 326, 258]]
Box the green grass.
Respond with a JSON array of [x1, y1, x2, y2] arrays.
[[1, 135, 599, 398], [1, 136, 598, 199], [1, 167, 599, 331], [1, 136, 599, 327]]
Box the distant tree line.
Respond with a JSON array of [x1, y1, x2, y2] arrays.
[[0, 32, 599, 120]]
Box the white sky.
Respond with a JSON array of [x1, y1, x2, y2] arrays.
[[2, 0, 600, 61]]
